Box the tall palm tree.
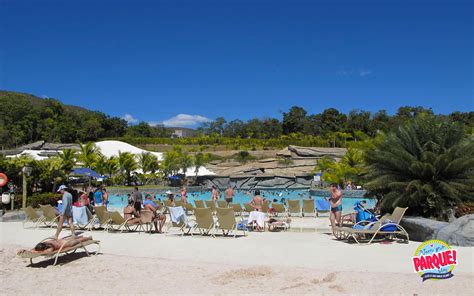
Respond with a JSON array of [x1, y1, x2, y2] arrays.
[[138, 152, 159, 174], [179, 151, 194, 177], [364, 115, 474, 219], [161, 150, 180, 177], [193, 152, 208, 179], [78, 142, 99, 169], [117, 151, 137, 185], [104, 156, 118, 178], [58, 148, 77, 173]]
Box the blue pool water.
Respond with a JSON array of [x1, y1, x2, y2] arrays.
[[107, 189, 375, 214]]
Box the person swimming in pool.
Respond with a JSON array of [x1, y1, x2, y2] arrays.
[[329, 183, 343, 231]]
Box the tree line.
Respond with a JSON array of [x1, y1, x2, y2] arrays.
[[1, 91, 472, 149]]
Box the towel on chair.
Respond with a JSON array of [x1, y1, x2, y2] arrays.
[[248, 211, 265, 227], [73, 206, 89, 225], [169, 206, 191, 226]]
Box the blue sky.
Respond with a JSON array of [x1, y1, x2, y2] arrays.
[[1, 0, 473, 127]]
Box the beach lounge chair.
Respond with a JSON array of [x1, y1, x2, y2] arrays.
[[230, 203, 243, 216], [261, 200, 271, 214], [243, 203, 254, 214], [217, 200, 228, 208], [17, 236, 101, 266], [108, 211, 139, 232], [215, 207, 246, 238], [287, 200, 302, 217], [184, 203, 194, 214], [164, 200, 174, 208], [315, 199, 330, 217], [39, 205, 59, 228], [167, 206, 194, 236], [193, 208, 216, 237], [138, 210, 155, 233], [73, 206, 95, 230], [194, 199, 205, 208], [333, 207, 409, 244], [302, 199, 316, 217], [92, 206, 111, 231], [268, 218, 291, 232], [205, 200, 216, 212], [23, 206, 46, 229], [271, 203, 286, 217]]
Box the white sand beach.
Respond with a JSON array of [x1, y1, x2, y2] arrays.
[[1, 221, 472, 295]]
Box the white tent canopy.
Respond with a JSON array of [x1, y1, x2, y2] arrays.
[[95, 140, 163, 160]]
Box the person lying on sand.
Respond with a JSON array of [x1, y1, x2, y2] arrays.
[[17, 236, 93, 255]]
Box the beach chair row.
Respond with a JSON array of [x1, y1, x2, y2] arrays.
[[191, 199, 329, 217], [168, 207, 247, 238], [23, 205, 156, 233]]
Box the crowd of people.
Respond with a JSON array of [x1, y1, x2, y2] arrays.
[[51, 182, 378, 239]]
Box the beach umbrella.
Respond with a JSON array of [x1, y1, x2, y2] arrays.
[[70, 168, 104, 179]]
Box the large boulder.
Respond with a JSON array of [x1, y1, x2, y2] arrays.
[[288, 145, 347, 158], [400, 217, 448, 242], [256, 177, 292, 187], [436, 214, 474, 247]]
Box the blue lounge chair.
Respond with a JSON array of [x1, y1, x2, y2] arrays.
[[315, 199, 330, 216]]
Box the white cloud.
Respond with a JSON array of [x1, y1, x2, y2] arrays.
[[162, 114, 212, 127], [337, 68, 372, 77], [147, 121, 163, 127], [122, 114, 138, 125]]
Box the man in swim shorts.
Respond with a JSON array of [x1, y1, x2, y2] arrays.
[[224, 185, 234, 204], [329, 183, 343, 231]]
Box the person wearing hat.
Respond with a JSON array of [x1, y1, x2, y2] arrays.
[[55, 185, 76, 239]]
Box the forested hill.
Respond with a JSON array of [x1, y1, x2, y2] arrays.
[[0, 90, 472, 150], [0, 91, 169, 149]]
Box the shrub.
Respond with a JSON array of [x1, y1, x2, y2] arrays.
[[27, 192, 61, 208]]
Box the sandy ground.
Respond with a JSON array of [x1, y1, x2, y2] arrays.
[[1, 221, 473, 295]]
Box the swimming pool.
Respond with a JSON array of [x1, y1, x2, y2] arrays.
[[107, 189, 375, 214]]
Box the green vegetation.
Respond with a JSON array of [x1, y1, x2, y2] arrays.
[[313, 147, 364, 187], [235, 150, 255, 164], [364, 115, 474, 219], [2, 91, 472, 151], [1, 91, 473, 220]]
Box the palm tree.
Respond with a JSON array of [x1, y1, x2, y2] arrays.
[[161, 150, 180, 177], [78, 142, 99, 169], [138, 152, 159, 174], [179, 151, 194, 177], [104, 156, 118, 178], [117, 151, 137, 185], [193, 152, 208, 179], [364, 115, 474, 219], [58, 148, 77, 173]]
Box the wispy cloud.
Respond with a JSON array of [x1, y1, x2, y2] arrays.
[[122, 114, 138, 125], [337, 68, 372, 77], [162, 114, 212, 127]]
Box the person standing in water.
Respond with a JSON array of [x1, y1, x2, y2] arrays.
[[224, 185, 234, 204], [180, 186, 188, 204], [211, 185, 219, 201], [102, 187, 109, 209], [54, 185, 76, 239], [328, 183, 343, 231]]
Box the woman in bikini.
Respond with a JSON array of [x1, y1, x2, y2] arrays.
[[18, 236, 93, 255]]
